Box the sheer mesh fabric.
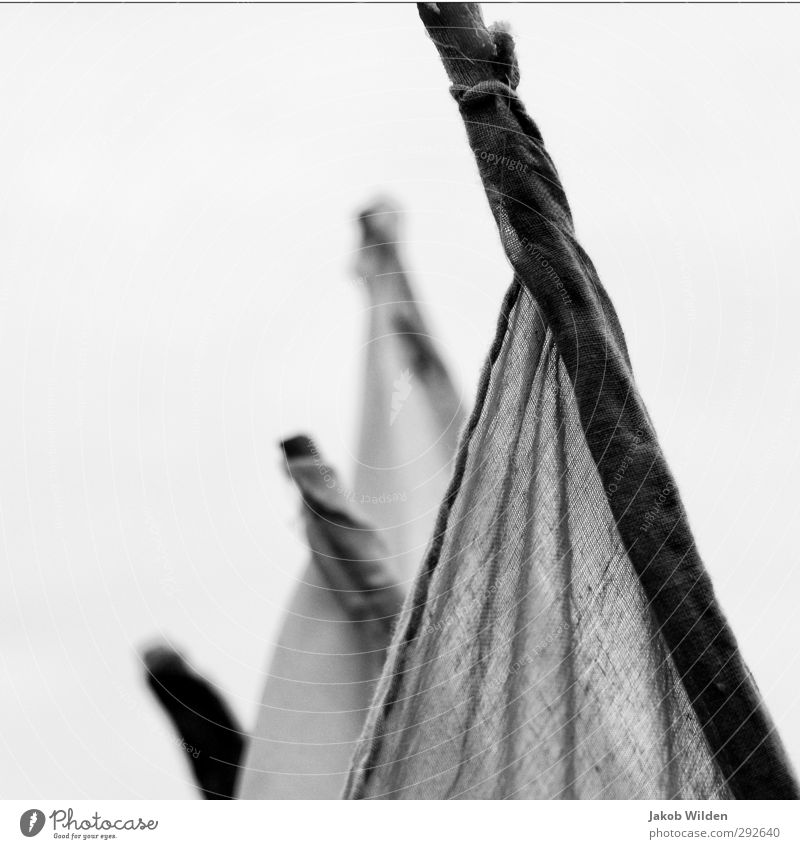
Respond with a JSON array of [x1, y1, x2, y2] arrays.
[[239, 205, 464, 799], [345, 7, 797, 798], [346, 283, 730, 799], [238, 445, 402, 800]]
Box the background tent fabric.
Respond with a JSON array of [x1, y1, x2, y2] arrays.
[[344, 4, 799, 800], [238, 205, 464, 799], [238, 438, 405, 799], [353, 201, 464, 581]]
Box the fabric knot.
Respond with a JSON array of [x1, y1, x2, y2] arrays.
[[450, 78, 520, 108]]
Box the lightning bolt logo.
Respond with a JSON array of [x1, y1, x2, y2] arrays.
[[19, 808, 46, 837], [390, 369, 413, 426]]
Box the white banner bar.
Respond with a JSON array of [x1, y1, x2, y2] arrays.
[[3, 800, 799, 849]]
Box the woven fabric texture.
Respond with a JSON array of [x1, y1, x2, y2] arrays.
[[347, 283, 730, 798], [239, 204, 463, 799], [238, 443, 405, 800], [344, 9, 798, 799]]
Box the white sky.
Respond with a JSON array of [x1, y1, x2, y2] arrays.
[[1, 2, 800, 799]]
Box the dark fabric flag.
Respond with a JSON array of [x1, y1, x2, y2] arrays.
[[344, 3, 798, 800], [143, 646, 244, 800]]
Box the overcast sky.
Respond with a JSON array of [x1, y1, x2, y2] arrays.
[[2, 2, 800, 799]]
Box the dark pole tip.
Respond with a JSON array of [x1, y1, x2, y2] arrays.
[[279, 434, 317, 462], [142, 644, 186, 676], [356, 198, 402, 248]]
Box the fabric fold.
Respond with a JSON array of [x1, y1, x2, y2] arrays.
[[237, 438, 404, 799], [353, 200, 465, 581], [343, 3, 798, 799], [239, 205, 464, 798]]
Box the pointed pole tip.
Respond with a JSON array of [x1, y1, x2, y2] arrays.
[[279, 434, 318, 462]]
